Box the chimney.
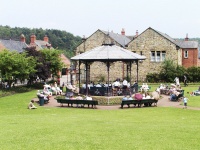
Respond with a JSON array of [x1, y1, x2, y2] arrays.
[[20, 34, 25, 42], [121, 28, 125, 35], [43, 35, 49, 42], [30, 34, 36, 44], [135, 30, 139, 37], [185, 33, 189, 41]]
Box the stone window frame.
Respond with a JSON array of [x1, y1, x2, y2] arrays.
[[150, 51, 166, 62], [184, 50, 188, 58]]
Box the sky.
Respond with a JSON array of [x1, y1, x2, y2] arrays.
[[1, 0, 200, 38]]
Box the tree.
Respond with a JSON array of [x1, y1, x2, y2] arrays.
[[160, 59, 176, 82], [25, 47, 51, 84], [40, 49, 63, 78], [0, 49, 36, 87], [187, 67, 200, 82]]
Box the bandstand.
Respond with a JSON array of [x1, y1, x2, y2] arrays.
[[71, 44, 146, 96]]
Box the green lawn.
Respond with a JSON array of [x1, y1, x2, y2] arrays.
[[0, 86, 200, 150]]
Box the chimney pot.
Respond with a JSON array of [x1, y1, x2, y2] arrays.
[[20, 34, 25, 42], [185, 33, 189, 41], [136, 30, 139, 37], [121, 28, 125, 35], [30, 34, 36, 44], [43, 35, 49, 42]]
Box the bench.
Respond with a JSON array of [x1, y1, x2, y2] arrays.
[[56, 99, 98, 109], [121, 99, 158, 108]]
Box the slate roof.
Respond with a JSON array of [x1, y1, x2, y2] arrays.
[[35, 40, 51, 49], [101, 30, 131, 47], [0, 39, 28, 52], [71, 44, 146, 61], [176, 41, 199, 49]]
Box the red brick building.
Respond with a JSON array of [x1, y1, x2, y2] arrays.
[[178, 35, 199, 68]]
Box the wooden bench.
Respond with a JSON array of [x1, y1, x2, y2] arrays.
[[56, 99, 98, 109], [121, 99, 158, 108]]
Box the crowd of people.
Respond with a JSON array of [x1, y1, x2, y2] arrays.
[[29, 75, 193, 109]]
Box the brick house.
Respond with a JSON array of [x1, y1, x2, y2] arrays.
[[28, 34, 71, 84], [177, 35, 199, 68], [29, 34, 52, 50]]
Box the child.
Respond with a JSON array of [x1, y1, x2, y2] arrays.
[[28, 100, 37, 109], [183, 96, 188, 109]]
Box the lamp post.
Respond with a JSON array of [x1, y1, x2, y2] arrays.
[[69, 64, 75, 85]]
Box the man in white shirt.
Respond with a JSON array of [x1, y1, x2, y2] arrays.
[[113, 80, 121, 88], [122, 79, 128, 89]]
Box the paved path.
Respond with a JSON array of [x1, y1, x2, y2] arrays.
[[33, 95, 200, 110]]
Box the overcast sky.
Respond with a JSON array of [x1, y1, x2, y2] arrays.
[[1, 0, 200, 38]]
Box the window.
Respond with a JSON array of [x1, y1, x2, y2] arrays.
[[150, 51, 166, 62], [151, 51, 155, 61], [162, 51, 166, 60], [184, 50, 188, 58], [156, 51, 160, 62], [140, 51, 143, 55]]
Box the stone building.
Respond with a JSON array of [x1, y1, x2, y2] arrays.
[[74, 27, 199, 82], [128, 27, 182, 80], [128, 27, 199, 80]]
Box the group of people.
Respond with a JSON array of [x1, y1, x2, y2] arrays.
[[81, 78, 131, 90], [122, 90, 160, 101], [140, 83, 149, 92]]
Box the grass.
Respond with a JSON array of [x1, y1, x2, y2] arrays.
[[0, 85, 200, 150]]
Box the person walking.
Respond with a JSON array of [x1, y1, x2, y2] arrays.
[[184, 75, 188, 87]]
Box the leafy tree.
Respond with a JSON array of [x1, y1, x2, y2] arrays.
[[25, 47, 51, 84], [160, 59, 176, 82], [187, 67, 200, 82], [0, 49, 36, 87], [40, 49, 63, 79], [175, 65, 186, 82]]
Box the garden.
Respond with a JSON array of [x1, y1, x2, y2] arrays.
[[0, 84, 200, 150]]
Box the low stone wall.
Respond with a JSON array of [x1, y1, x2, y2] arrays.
[[91, 96, 123, 105]]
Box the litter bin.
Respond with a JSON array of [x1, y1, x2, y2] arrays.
[[39, 97, 45, 106]]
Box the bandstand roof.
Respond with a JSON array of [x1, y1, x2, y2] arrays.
[[71, 44, 146, 62]]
